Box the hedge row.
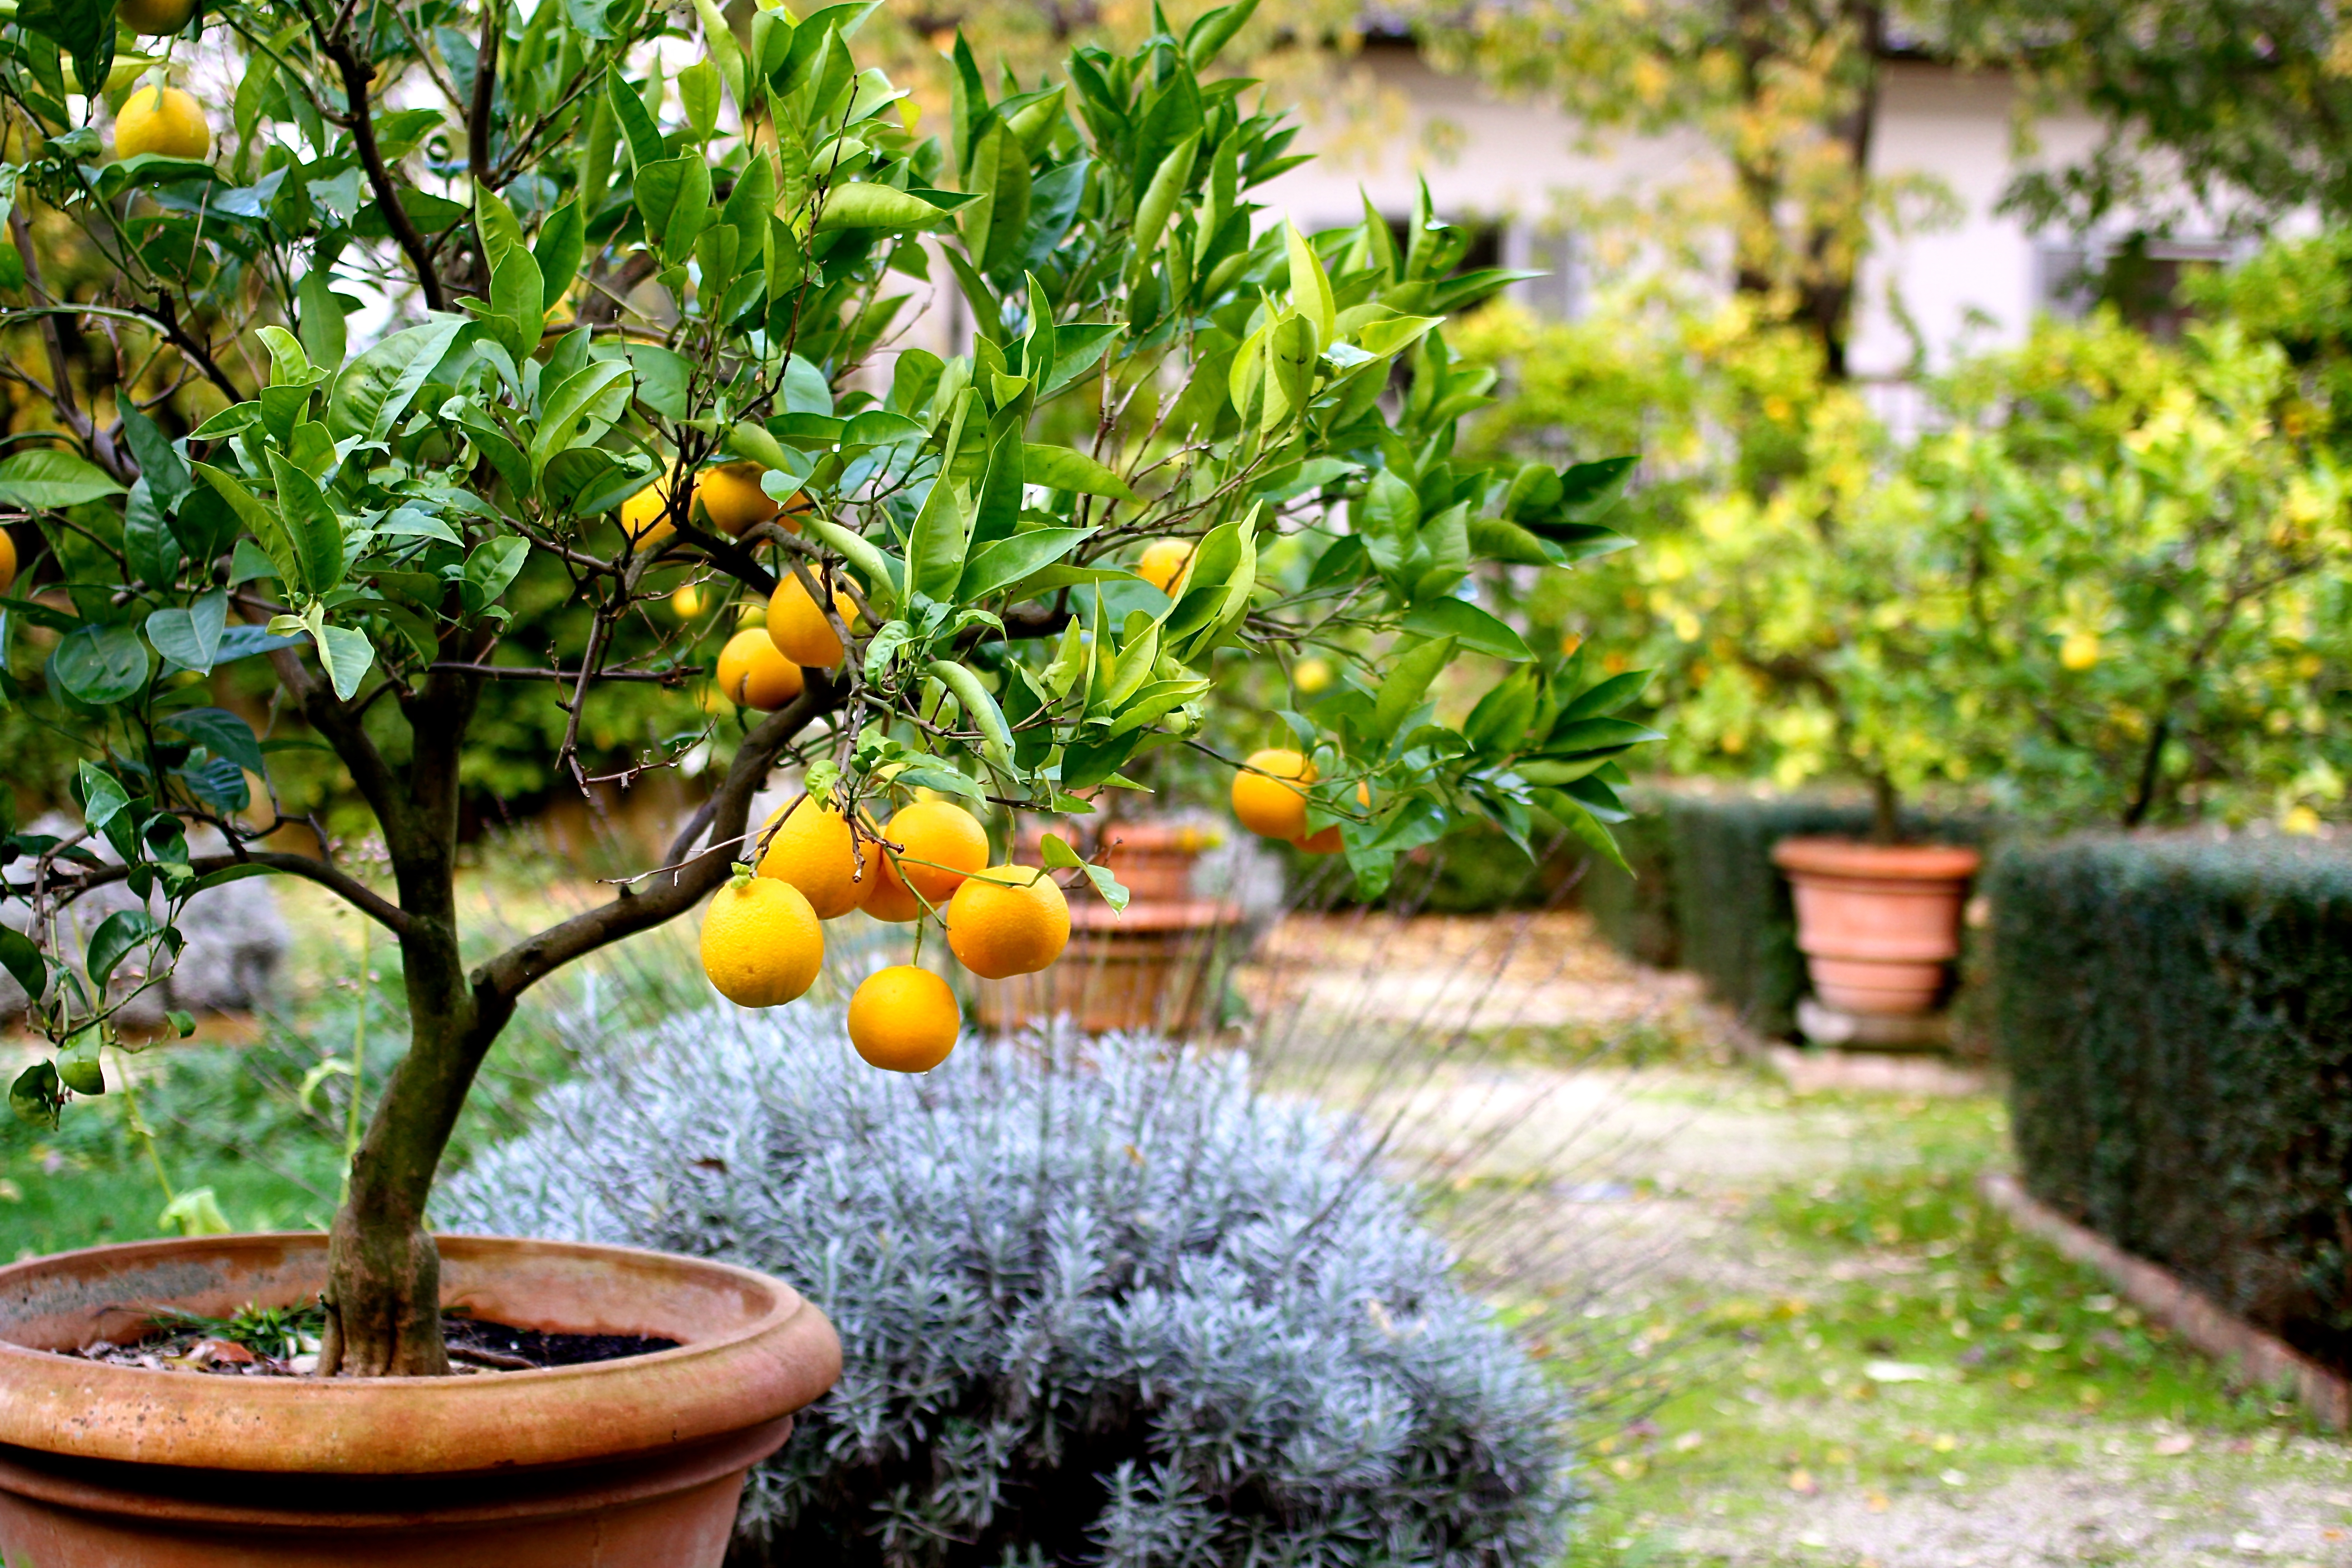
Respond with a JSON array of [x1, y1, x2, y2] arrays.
[[1994, 836, 2352, 1375]]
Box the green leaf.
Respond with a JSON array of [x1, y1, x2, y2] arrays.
[[159, 706, 264, 774], [463, 536, 529, 612], [1545, 715, 1665, 754], [1399, 598, 1531, 660], [1373, 636, 1455, 741], [0, 928, 46, 1003], [1042, 832, 1131, 912], [0, 450, 124, 509], [311, 620, 376, 703], [1557, 668, 1655, 722], [635, 155, 713, 262], [298, 268, 349, 374], [1262, 312, 1318, 431], [1130, 128, 1201, 271], [1024, 444, 1140, 503], [814, 183, 954, 231], [534, 201, 586, 315], [605, 64, 666, 168], [118, 403, 190, 503], [905, 479, 971, 601], [802, 516, 902, 612], [926, 658, 1013, 764], [266, 450, 348, 595], [257, 325, 314, 388], [86, 909, 158, 992], [960, 529, 1090, 600], [529, 359, 634, 476], [76, 761, 132, 832], [51, 624, 149, 706], [327, 315, 474, 442], [1285, 220, 1336, 348], [157, 1187, 234, 1236], [122, 478, 181, 589], [1536, 789, 1631, 875], [10, 1062, 59, 1126]]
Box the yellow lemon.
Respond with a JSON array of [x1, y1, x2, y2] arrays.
[[1231, 748, 1313, 841], [113, 86, 210, 162], [2059, 631, 2101, 671], [696, 462, 788, 537], [671, 583, 707, 619], [757, 794, 875, 918], [945, 866, 1070, 979], [848, 965, 961, 1072], [1137, 538, 1194, 593], [619, 464, 688, 550], [768, 575, 855, 667], [116, 0, 196, 33], [699, 877, 824, 1007], [864, 800, 991, 922], [1293, 656, 1333, 695], [715, 628, 804, 710], [0, 528, 15, 595]]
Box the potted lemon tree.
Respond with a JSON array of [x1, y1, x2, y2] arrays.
[[0, 0, 1650, 1556]]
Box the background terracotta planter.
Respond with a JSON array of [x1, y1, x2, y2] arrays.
[[1771, 838, 1983, 1015], [982, 822, 1238, 1034], [0, 1233, 840, 1567]]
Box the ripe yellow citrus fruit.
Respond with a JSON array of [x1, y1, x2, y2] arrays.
[[715, 628, 804, 710], [113, 86, 210, 162], [768, 575, 855, 667], [945, 865, 1070, 979], [2059, 631, 2101, 671], [671, 583, 707, 619], [1293, 656, 1333, 694], [699, 877, 823, 1007], [1137, 538, 1194, 593], [848, 964, 960, 1073], [619, 464, 687, 550], [1294, 781, 1371, 855], [758, 794, 875, 918], [696, 462, 787, 537], [0, 528, 15, 595], [1232, 748, 1313, 841], [864, 800, 990, 922], [735, 601, 767, 628], [116, 0, 196, 33]]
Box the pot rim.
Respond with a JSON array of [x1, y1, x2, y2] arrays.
[[1771, 836, 1982, 881], [0, 1233, 841, 1476]]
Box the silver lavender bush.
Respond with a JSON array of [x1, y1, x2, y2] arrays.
[[440, 1005, 1581, 1567]]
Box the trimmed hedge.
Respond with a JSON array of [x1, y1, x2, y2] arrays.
[[1578, 805, 1677, 968], [1994, 836, 2352, 1374]]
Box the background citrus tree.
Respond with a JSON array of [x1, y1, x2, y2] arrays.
[[0, 0, 1651, 1375]]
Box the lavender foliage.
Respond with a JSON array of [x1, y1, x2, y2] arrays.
[[440, 1007, 1580, 1568]]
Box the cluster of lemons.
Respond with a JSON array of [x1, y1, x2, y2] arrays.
[[699, 796, 1070, 1075]]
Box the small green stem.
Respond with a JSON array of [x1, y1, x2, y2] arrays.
[[112, 1057, 176, 1205]]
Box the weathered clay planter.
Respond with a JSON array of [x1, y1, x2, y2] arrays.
[[0, 1233, 841, 1567], [975, 898, 1240, 1034], [1771, 838, 1983, 1015]]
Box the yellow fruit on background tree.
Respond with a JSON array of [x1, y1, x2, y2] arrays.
[[0, 528, 15, 595], [863, 800, 991, 921], [1231, 748, 1313, 841], [715, 629, 803, 710], [847, 965, 961, 1072], [671, 583, 707, 619], [757, 794, 874, 918], [767, 575, 854, 667], [695, 463, 784, 537], [1292, 656, 1333, 694], [1137, 538, 1194, 593], [115, 0, 196, 33], [945, 866, 1070, 979], [698, 877, 823, 1007], [113, 85, 210, 162]]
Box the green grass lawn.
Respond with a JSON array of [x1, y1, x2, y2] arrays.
[[1563, 1092, 2336, 1565]]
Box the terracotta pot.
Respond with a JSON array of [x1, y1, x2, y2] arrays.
[[1015, 820, 1217, 905], [975, 900, 1240, 1034], [1771, 838, 1983, 1016], [0, 1233, 840, 1567]]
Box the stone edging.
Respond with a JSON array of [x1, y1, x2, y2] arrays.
[[1764, 1044, 1990, 1098], [1978, 1171, 2350, 1431]]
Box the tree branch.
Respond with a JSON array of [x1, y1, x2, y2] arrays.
[[472, 672, 844, 1004], [327, 49, 448, 312], [468, 0, 500, 186], [25, 850, 409, 934]]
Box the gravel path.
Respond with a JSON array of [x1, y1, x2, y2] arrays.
[[1253, 910, 2352, 1568]]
